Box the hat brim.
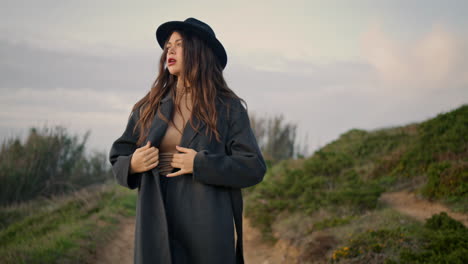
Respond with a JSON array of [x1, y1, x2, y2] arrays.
[[156, 21, 227, 69]]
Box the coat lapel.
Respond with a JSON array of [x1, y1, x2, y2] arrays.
[[179, 111, 206, 148], [144, 91, 173, 148], [144, 90, 206, 149]]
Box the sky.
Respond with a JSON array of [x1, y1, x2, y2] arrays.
[[1, 0, 467, 157]]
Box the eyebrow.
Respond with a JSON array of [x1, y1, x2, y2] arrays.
[[167, 39, 182, 44]]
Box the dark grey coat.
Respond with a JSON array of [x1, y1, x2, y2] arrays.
[[108, 90, 266, 264]]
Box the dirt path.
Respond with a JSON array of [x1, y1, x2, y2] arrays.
[[94, 216, 278, 264], [380, 191, 468, 227], [243, 217, 291, 264], [93, 217, 135, 264]]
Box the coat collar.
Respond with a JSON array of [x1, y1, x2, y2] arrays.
[[144, 90, 206, 149], [160, 89, 172, 104]]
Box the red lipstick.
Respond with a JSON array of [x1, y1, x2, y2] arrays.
[[167, 58, 176, 66]]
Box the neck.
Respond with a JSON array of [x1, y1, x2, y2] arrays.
[[176, 77, 191, 95]]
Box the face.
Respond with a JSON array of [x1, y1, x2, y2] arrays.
[[165, 31, 184, 77]]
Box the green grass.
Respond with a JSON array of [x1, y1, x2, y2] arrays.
[[311, 215, 356, 232], [245, 105, 467, 240], [243, 104, 467, 262], [330, 211, 468, 263], [245, 154, 386, 241], [0, 183, 137, 264]]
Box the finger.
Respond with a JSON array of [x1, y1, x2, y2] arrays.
[[148, 159, 159, 169], [146, 149, 159, 161], [146, 154, 159, 163], [145, 158, 159, 169], [141, 147, 151, 155], [143, 141, 151, 149], [166, 170, 184, 177], [137, 143, 149, 153], [171, 154, 182, 162], [147, 153, 159, 165], [176, 145, 190, 152], [143, 146, 158, 156], [141, 156, 148, 165], [171, 161, 183, 168]]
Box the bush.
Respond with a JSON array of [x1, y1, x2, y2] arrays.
[[0, 125, 112, 206], [245, 156, 385, 238], [421, 161, 468, 205], [331, 212, 467, 263], [400, 212, 468, 263], [394, 104, 468, 178], [331, 228, 410, 263], [304, 151, 354, 177]]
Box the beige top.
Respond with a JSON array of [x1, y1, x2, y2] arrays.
[[157, 88, 193, 176]]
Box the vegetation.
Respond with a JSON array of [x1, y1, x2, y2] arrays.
[[244, 104, 467, 262], [250, 113, 308, 164], [331, 212, 467, 263], [0, 183, 136, 264], [0, 125, 113, 206], [0, 124, 134, 263]]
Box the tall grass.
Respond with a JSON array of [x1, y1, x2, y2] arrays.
[[0, 125, 112, 206]]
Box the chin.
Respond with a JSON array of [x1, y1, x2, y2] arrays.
[[168, 69, 180, 76]]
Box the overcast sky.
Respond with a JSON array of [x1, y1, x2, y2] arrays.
[[1, 0, 467, 157]]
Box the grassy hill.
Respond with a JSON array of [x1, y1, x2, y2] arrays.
[[0, 183, 136, 264], [244, 104, 467, 263]]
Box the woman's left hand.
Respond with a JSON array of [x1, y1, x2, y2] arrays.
[[167, 145, 197, 177]]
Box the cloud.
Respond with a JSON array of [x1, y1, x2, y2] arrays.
[[1, 19, 467, 156], [0, 86, 142, 155], [361, 22, 468, 93], [0, 39, 159, 92]]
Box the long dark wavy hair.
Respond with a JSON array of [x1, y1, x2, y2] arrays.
[[130, 28, 246, 146]]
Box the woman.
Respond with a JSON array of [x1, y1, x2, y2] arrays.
[[109, 17, 266, 264]]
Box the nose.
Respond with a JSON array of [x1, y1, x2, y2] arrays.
[[168, 46, 175, 54]]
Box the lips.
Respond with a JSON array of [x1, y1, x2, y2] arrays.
[[167, 58, 176, 66]]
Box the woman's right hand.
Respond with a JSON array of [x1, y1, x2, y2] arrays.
[[130, 141, 159, 173]]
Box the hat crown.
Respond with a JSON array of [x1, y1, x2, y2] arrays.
[[156, 17, 227, 69], [184, 17, 216, 37]]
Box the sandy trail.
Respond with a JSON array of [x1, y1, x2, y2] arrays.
[[93, 216, 277, 264], [380, 190, 468, 227], [93, 217, 135, 264], [243, 217, 287, 264]]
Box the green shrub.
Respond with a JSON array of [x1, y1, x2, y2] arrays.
[[400, 212, 468, 264], [312, 216, 355, 231], [245, 160, 385, 237], [303, 150, 354, 177], [420, 160, 468, 210], [0, 125, 113, 206], [246, 104, 468, 242], [331, 227, 411, 262], [331, 212, 467, 263], [424, 212, 465, 231], [394, 104, 468, 178]]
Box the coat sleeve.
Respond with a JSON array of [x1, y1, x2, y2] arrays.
[[108, 109, 142, 190], [192, 99, 267, 189]]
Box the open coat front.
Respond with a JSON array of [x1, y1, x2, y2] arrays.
[[108, 91, 267, 264]]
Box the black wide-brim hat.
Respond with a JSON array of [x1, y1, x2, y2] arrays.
[[156, 17, 227, 69]]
